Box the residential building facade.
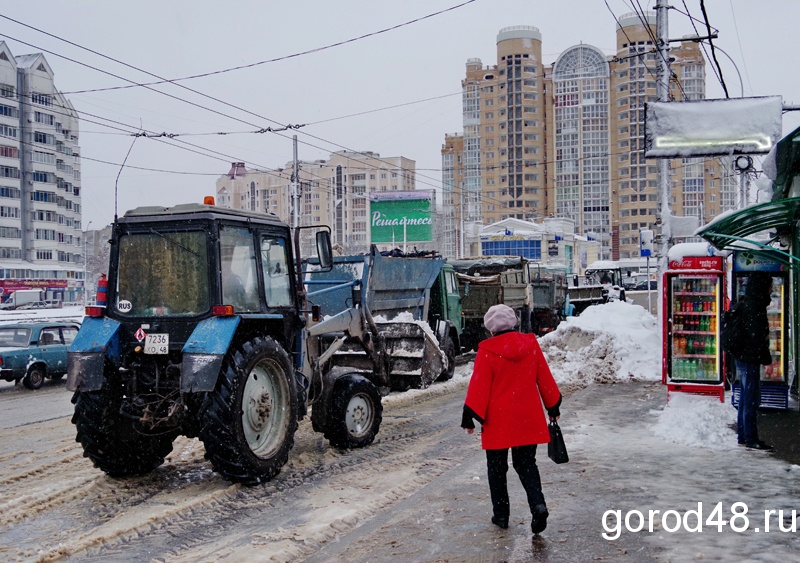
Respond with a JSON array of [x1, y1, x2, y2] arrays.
[[0, 42, 84, 301], [443, 13, 737, 262], [216, 151, 416, 255]]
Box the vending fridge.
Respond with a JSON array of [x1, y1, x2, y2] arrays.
[[729, 252, 790, 410], [662, 253, 726, 401]]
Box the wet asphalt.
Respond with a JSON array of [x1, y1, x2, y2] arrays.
[[304, 380, 800, 562]]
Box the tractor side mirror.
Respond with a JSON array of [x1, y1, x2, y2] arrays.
[[316, 230, 333, 270]]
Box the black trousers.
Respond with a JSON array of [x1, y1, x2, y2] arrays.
[[486, 444, 545, 519]]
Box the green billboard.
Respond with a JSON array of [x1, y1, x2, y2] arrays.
[[370, 194, 432, 244]]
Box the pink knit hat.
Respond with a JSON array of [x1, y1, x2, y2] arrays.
[[484, 304, 518, 333]]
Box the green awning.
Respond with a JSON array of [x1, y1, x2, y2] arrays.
[[696, 197, 800, 267], [770, 124, 800, 200]]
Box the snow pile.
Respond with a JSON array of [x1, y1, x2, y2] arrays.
[[651, 392, 737, 450], [0, 306, 84, 324], [538, 300, 661, 386], [374, 312, 415, 322]]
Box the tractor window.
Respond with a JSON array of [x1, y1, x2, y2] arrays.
[[220, 227, 260, 312], [117, 230, 209, 316], [260, 236, 292, 307]]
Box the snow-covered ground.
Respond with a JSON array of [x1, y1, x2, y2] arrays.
[[0, 305, 85, 324], [2, 300, 798, 561], [0, 301, 760, 457], [386, 299, 744, 457]]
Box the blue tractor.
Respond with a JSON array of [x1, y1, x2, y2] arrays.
[[68, 202, 443, 485]]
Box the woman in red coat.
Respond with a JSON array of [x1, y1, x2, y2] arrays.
[[462, 304, 562, 534]]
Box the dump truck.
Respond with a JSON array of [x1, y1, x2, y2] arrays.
[[529, 264, 569, 336], [450, 256, 533, 350], [306, 248, 463, 391], [66, 202, 445, 486], [567, 260, 627, 314]]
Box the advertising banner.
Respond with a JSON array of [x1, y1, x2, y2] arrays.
[[0, 279, 69, 292], [370, 194, 432, 244]]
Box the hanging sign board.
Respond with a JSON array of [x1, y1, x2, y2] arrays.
[[645, 96, 782, 158]]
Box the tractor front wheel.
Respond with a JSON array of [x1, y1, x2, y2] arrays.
[[323, 374, 382, 449]]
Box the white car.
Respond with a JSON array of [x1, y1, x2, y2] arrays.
[[17, 301, 48, 310]]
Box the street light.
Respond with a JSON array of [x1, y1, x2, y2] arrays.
[[83, 221, 92, 303]]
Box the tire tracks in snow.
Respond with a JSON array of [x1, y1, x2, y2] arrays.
[[7, 379, 469, 562]]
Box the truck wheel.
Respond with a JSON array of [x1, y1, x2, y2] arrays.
[[324, 374, 382, 449], [436, 336, 456, 382], [22, 366, 45, 390], [199, 337, 298, 485], [72, 388, 175, 477]]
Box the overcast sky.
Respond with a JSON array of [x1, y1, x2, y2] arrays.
[[1, 0, 799, 229]]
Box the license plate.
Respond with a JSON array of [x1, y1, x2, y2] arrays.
[[144, 333, 169, 354]]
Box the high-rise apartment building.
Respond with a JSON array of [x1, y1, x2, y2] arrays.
[[0, 42, 84, 301], [443, 13, 737, 262], [216, 150, 415, 255]]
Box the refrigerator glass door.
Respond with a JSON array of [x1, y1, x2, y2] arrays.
[[763, 277, 786, 383], [671, 274, 720, 382], [735, 274, 787, 384]]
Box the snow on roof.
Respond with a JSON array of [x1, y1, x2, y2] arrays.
[[479, 217, 545, 235], [666, 242, 715, 261], [585, 260, 619, 270]]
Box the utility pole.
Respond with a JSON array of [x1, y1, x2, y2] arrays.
[[655, 0, 672, 276], [83, 221, 93, 303], [291, 135, 300, 230], [291, 135, 305, 303], [459, 182, 465, 258]]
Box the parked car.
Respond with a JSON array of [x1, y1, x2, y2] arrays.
[[635, 280, 658, 290], [17, 301, 48, 310], [44, 300, 63, 308], [0, 322, 81, 389]]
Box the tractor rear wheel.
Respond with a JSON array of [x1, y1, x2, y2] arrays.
[[72, 385, 175, 477], [200, 337, 298, 485]]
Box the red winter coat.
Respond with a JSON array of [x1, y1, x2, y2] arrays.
[[464, 332, 561, 450]]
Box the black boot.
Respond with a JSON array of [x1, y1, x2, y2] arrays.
[[491, 515, 509, 529], [531, 504, 549, 534]]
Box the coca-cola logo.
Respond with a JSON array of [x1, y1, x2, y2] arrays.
[[669, 257, 719, 270]]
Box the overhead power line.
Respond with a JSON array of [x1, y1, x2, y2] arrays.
[[699, 0, 729, 98], [0, 1, 477, 96], [1, 13, 456, 193]]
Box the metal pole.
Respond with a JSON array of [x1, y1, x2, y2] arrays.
[[655, 0, 671, 251], [655, 0, 672, 299], [459, 182, 465, 258], [292, 135, 299, 230], [83, 221, 92, 303], [647, 256, 652, 313], [291, 135, 305, 305]]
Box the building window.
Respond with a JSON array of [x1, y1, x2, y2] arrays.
[[0, 166, 20, 179], [31, 92, 53, 106], [0, 145, 18, 159], [0, 104, 18, 118]]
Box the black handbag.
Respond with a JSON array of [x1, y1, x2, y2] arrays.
[[548, 420, 569, 464]]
